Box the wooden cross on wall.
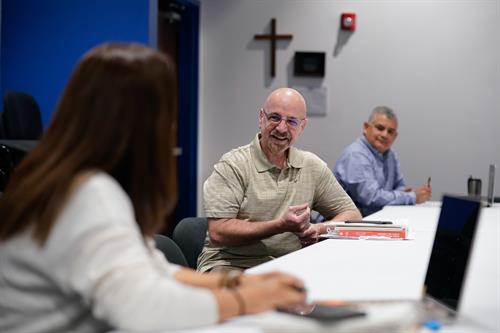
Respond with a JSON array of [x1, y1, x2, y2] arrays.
[[254, 18, 293, 77]]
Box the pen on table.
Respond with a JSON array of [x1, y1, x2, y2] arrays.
[[427, 177, 431, 188]]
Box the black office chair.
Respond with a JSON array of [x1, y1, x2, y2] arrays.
[[0, 91, 42, 183], [154, 234, 189, 267], [2, 91, 43, 140], [172, 217, 208, 269], [0, 144, 14, 192]]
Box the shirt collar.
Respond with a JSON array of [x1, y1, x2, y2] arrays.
[[250, 133, 304, 172], [360, 135, 387, 161]]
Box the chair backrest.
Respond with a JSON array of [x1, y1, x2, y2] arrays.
[[154, 234, 188, 267], [0, 144, 14, 192], [2, 91, 43, 140], [172, 217, 208, 269]]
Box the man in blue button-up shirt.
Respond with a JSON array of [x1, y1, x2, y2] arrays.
[[334, 106, 431, 216]]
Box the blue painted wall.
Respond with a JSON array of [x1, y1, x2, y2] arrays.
[[1, 0, 150, 126]]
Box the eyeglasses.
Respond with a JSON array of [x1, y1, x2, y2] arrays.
[[261, 109, 305, 128]]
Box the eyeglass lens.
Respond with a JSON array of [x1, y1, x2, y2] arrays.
[[264, 110, 301, 127]]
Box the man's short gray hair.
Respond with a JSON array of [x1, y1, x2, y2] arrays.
[[368, 106, 397, 122]]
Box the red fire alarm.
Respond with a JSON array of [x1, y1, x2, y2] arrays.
[[341, 13, 356, 31]]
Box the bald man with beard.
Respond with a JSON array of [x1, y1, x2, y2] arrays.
[[197, 88, 361, 272]]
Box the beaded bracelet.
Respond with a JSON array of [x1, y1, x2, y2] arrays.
[[219, 270, 242, 289]]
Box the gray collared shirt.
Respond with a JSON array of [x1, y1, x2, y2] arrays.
[[197, 134, 356, 271]]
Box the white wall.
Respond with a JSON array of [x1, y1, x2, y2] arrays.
[[198, 0, 500, 214]]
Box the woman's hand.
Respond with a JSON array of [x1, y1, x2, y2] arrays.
[[236, 272, 306, 314]]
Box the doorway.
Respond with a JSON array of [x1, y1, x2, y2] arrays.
[[157, 0, 199, 235]]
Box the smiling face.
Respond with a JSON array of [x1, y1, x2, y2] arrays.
[[363, 112, 398, 154], [258, 88, 307, 162]]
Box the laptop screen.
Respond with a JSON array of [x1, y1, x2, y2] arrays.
[[424, 195, 481, 311]]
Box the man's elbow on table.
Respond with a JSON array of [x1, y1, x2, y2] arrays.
[[334, 209, 362, 221]]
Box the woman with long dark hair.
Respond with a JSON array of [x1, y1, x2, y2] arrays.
[[0, 43, 305, 332]]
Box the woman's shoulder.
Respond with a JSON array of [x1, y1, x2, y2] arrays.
[[44, 171, 138, 253], [77, 171, 125, 196], [60, 171, 135, 226]]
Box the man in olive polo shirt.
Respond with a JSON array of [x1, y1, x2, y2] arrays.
[[197, 88, 361, 272]]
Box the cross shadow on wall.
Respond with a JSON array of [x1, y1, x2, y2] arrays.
[[247, 38, 292, 87]]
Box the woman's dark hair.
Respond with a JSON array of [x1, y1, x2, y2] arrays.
[[0, 43, 178, 245]]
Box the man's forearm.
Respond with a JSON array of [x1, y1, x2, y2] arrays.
[[208, 218, 284, 246]]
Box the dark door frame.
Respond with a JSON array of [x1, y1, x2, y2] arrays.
[[175, 1, 199, 223], [155, 0, 200, 231]]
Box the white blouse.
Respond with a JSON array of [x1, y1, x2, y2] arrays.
[[0, 173, 217, 332]]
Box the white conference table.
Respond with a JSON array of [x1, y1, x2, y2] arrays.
[[125, 203, 499, 333], [242, 202, 500, 332]]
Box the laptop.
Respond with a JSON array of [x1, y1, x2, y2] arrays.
[[418, 195, 482, 322], [281, 195, 483, 327], [346, 195, 483, 327]]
